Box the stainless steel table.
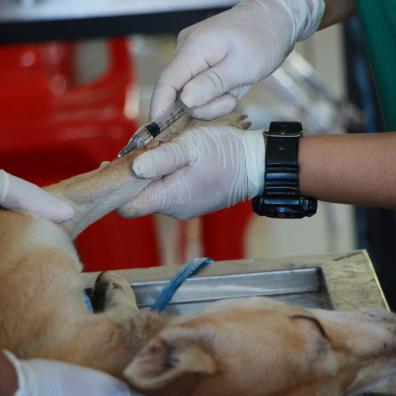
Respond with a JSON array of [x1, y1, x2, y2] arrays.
[[0, 0, 238, 44]]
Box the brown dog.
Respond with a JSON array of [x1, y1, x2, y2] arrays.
[[0, 114, 248, 376], [125, 298, 396, 395], [0, 115, 395, 395]]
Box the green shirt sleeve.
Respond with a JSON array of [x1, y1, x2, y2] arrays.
[[356, 0, 396, 130]]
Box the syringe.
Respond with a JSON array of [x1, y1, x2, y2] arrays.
[[117, 98, 188, 158]]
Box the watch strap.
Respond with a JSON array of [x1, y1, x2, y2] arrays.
[[264, 121, 302, 198]]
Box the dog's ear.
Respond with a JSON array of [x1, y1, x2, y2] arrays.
[[124, 337, 217, 390], [290, 314, 331, 342]]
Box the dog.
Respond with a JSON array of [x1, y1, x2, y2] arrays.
[[0, 114, 248, 376], [125, 298, 396, 395], [0, 114, 396, 395]]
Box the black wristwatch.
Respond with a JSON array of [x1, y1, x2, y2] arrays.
[[252, 121, 317, 219]]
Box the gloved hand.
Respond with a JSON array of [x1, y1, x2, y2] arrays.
[[0, 170, 74, 223], [151, 0, 325, 120], [119, 126, 265, 220], [3, 350, 139, 396]]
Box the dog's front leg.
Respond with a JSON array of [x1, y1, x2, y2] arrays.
[[46, 149, 151, 240], [46, 113, 250, 240]]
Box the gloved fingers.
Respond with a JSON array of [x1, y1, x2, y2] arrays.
[[119, 175, 191, 220], [21, 186, 74, 223], [0, 171, 74, 223], [180, 57, 243, 109], [27, 358, 138, 396], [0, 169, 10, 203], [188, 93, 237, 120], [228, 84, 253, 101], [176, 23, 196, 47], [187, 83, 252, 120], [149, 78, 178, 121], [118, 178, 171, 219], [150, 50, 218, 119], [123, 125, 256, 220], [132, 136, 194, 179]]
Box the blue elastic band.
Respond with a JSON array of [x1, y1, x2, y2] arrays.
[[150, 257, 214, 312], [83, 289, 94, 313]]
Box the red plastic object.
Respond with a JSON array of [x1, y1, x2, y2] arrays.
[[201, 202, 252, 261], [0, 39, 160, 271]]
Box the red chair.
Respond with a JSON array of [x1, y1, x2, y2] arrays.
[[0, 39, 160, 271]]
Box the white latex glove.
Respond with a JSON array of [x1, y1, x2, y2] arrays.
[[0, 170, 74, 223], [4, 350, 140, 396], [119, 126, 265, 220], [151, 0, 325, 120]]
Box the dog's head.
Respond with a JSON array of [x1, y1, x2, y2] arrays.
[[124, 298, 396, 396]]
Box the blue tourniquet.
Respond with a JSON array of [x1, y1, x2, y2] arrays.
[[150, 257, 214, 312], [83, 289, 94, 313]]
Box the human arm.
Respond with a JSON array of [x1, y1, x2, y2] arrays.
[[150, 0, 357, 121], [300, 133, 396, 208], [0, 351, 18, 396], [119, 127, 396, 220], [320, 0, 357, 29], [2, 350, 139, 396], [150, 0, 326, 120], [0, 170, 74, 222]]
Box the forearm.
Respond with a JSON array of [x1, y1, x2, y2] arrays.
[[0, 351, 18, 396], [300, 133, 396, 208], [319, 0, 357, 29]]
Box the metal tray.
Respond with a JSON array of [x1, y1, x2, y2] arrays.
[[131, 267, 332, 315]]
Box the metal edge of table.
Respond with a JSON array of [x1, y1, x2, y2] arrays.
[[0, 8, 227, 44]]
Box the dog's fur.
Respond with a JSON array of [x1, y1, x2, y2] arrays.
[[126, 299, 396, 395], [1, 115, 396, 395]]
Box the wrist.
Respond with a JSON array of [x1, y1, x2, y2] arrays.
[[3, 351, 37, 396], [0, 351, 18, 396], [241, 130, 265, 198], [252, 122, 317, 218], [278, 0, 326, 42]]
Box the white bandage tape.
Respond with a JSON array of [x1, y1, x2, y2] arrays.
[[242, 130, 265, 198], [0, 170, 10, 205]]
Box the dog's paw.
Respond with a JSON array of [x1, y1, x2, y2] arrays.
[[92, 271, 137, 313]]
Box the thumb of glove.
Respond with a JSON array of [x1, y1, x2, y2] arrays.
[[133, 137, 195, 179]]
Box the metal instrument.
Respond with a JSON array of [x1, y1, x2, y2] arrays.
[[117, 98, 188, 158]]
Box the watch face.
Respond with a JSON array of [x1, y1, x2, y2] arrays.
[[252, 196, 317, 219], [264, 206, 307, 219]]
